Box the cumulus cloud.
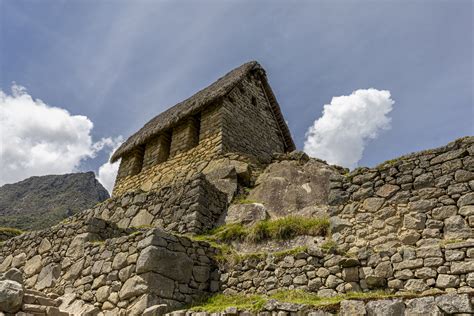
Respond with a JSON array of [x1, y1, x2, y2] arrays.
[[97, 142, 123, 194], [0, 84, 121, 186], [304, 88, 394, 169]]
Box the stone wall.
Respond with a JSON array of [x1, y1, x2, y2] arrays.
[[0, 221, 219, 315], [221, 74, 286, 164], [328, 136, 473, 252], [220, 242, 474, 296], [220, 137, 474, 296], [78, 174, 228, 235], [113, 103, 224, 196], [170, 116, 201, 158], [142, 133, 171, 172]]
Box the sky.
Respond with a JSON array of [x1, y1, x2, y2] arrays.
[[0, 0, 473, 192]]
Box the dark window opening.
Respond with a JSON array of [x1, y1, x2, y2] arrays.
[[251, 96, 257, 106], [157, 131, 171, 163], [190, 113, 201, 148], [130, 145, 145, 176]]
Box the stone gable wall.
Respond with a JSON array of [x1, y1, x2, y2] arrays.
[[221, 75, 286, 163], [0, 222, 219, 315], [79, 174, 227, 235]]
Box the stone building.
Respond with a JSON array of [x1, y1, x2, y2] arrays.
[[111, 61, 295, 196]]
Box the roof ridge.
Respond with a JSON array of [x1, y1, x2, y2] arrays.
[[110, 61, 294, 162]]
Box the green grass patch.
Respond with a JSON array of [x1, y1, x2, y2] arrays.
[[198, 216, 329, 244], [320, 239, 338, 253], [191, 293, 267, 312], [191, 290, 421, 312], [190, 216, 329, 265], [0, 227, 24, 236]]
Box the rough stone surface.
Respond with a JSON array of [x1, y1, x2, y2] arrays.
[[0, 279, 23, 313]]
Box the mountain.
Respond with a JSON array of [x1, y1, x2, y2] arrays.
[[0, 172, 109, 230]]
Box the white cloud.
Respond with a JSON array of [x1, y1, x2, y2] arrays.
[[0, 84, 121, 186], [96, 142, 122, 195], [304, 88, 394, 169]]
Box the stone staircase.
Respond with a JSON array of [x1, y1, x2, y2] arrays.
[[16, 289, 70, 316]]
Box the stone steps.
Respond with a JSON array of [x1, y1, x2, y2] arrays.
[[14, 290, 71, 316]]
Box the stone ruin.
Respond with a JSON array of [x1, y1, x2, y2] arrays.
[[0, 61, 473, 315]]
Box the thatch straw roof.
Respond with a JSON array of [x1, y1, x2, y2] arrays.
[[111, 61, 295, 162]]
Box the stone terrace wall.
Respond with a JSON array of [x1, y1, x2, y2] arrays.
[[328, 136, 474, 252], [221, 243, 474, 297], [220, 136, 474, 296], [79, 174, 227, 235], [0, 223, 219, 315], [174, 293, 474, 316]]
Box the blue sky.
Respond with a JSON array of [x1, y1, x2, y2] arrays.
[[1, 0, 472, 186]]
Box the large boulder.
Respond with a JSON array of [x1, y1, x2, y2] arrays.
[[366, 299, 405, 316], [204, 165, 239, 203], [340, 300, 366, 315], [221, 203, 269, 226], [435, 293, 473, 314], [405, 297, 442, 315], [246, 158, 339, 217], [136, 246, 193, 282], [119, 275, 148, 300], [0, 279, 23, 313], [35, 263, 61, 291]]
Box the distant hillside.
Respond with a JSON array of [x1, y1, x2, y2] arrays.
[[0, 172, 109, 230]]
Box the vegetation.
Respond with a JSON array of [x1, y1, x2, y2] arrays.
[[197, 216, 330, 244], [320, 239, 338, 253], [190, 216, 330, 265], [191, 293, 267, 312], [0, 226, 24, 236], [0, 172, 109, 230], [233, 199, 259, 205], [190, 290, 420, 312]]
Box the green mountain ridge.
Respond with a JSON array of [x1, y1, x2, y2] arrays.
[[0, 172, 109, 230]]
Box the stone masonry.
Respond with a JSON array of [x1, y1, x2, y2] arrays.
[[0, 219, 219, 315], [111, 61, 294, 197]]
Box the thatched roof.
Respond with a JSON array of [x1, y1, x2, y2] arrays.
[[111, 61, 295, 162]]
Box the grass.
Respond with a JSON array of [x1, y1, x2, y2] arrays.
[[234, 199, 259, 205], [198, 216, 330, 244], [190, 216, 330, 265], [191, 293, 267, 312], [320, 239, 338, 253], [0, 227, 24, 236], [190, 290, 420, 312]]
